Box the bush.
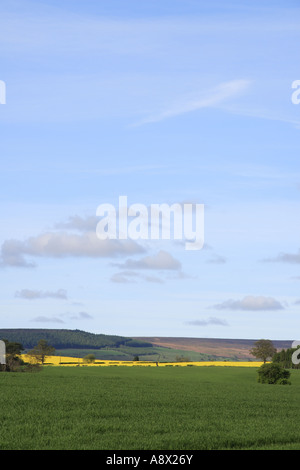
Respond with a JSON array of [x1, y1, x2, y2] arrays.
[[83, 353, 95, 363], [257, 362, 291, 385]]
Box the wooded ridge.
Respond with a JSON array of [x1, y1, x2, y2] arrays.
[[0, 328, 153, 350]]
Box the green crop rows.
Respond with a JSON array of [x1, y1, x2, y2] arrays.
[[1, 366, 300, 450]]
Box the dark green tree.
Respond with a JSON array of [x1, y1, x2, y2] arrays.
[[250, 339, 277, 363]]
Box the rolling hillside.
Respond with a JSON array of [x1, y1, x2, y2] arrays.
[[0, 328, 152, 350], [134, 337, 293, 360], [0, 329, 292, 361], [0, 328, 218, 361]]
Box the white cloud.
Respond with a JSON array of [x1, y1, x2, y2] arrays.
[[212, 295, 285, 311], [55, 216, 98, 232], [186, 317, 229, 327], [15, 288, 67, 300], [113, 250, 182, 271], [69, 311, 93, 320], [31, 316, 65, 324], [110, 272, 138, 284], [110, 270, 164, 284], [0, 231, 145, 267], [31, 311, 93, 324]]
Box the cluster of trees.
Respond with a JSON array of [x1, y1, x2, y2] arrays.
[[272, 348, 300, 369], [250, 339, 300, 385], [250, 339, 300, 368], [1, 339, 144, 369], [0, 328, 153, 350], [0, 339, 55, 372]]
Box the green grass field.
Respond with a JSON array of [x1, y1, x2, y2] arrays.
[[54, 345, 227, 362], [1, 366, 300, 450]]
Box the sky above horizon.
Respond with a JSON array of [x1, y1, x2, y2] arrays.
[[0, 0, 300, 341]]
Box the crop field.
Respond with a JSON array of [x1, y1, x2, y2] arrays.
[[1, 365, 300, 450], [21, 354, 263, 367]]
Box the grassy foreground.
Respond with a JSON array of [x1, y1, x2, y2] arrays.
[[1, 366, 300, 450]]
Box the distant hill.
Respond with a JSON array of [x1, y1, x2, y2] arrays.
[[134, 337, 293, 360], [0, 328, 152, 350], [0, 329, 293, 361]]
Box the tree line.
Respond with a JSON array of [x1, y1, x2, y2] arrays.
[[0, 328, 153, 350], [250, 338, 300, 368], [0, 339, 55, 372]]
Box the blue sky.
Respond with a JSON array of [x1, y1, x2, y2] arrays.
[[0, 0, 300, 340]]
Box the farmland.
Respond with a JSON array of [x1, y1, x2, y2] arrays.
[[1, 365, 300, 450], [0, 328, 244, 361], [21, 353, 263, 367], [0, 328, 293, 361]]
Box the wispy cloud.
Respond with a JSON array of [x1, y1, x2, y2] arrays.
[[113, 250, 182, 271], [15, 288, 67, 300], [186, 317, 229, 327], [0, 231, 145, 268], [212, 295, 285, 311], [55, 216, 98, 232], [69, 311, 93, 320], [263, 249, 300, 264], [135, 79, 251, 125], [111, 271, 139, 284], [31, 316, 65, 324], [31, 311, 93, 324], [222, 104, 300, 130], [110, 270, 165, 284], [206, 254, 227, 264]]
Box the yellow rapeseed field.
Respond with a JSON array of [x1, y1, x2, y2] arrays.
[[21, 354, 263, 367]]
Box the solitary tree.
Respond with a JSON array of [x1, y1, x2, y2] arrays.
[[28, 339, 55, 364], [250, 339, 277, 363]]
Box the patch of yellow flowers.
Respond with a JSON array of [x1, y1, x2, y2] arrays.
[[21, 354, 263, 367]]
